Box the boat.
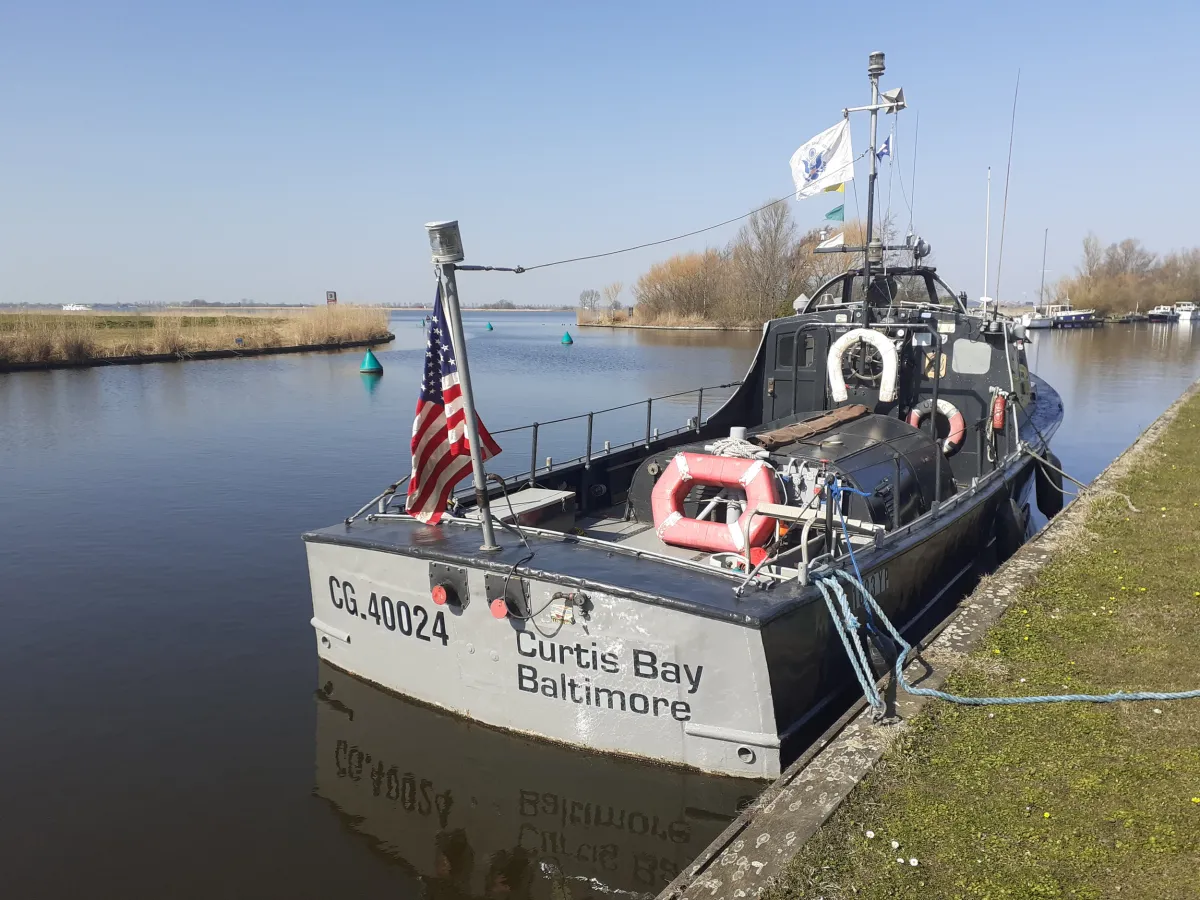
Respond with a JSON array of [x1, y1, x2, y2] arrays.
[[302, 52, 1066, 779], [1020, 308, 1053, 329], [61, 303, 91, 311], [1174, 301, 1197, 321], [1149, 305, 1180, 323], [1042, 302, 1099, 328]]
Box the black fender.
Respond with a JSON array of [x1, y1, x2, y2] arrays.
[[1036, 450, 1065, 519]]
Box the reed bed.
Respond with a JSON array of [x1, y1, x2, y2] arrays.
[[0, 307, 391, 366]]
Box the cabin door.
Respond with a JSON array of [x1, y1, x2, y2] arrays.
[[763, 327, 829, 420]]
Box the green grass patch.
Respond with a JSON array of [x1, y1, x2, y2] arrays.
[[767, 393, 1200, 899]]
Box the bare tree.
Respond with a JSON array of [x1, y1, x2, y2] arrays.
[[726, 202, 799, 322], [603, 281, 624, 311], [578, 289, 601, 311]]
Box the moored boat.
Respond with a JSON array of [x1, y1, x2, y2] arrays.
[[1045, 303, 1099, 328], [1149, 305, 1180, 323], [1174, 301, 1198, 321], [302, 53, 1066, 779]]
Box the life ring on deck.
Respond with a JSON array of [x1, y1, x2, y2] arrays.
[[651, 452, 779, 554], [827, 328, 900, 404], [908, 399, 966, 456]]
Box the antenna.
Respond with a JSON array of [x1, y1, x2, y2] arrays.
[[992, 70, 1021, 306], [983, 166, 992, 306]]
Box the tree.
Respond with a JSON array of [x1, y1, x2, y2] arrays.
[[578, 289, 601, 311], [727, 202, 798, 323], [603, 281, 624, 311]]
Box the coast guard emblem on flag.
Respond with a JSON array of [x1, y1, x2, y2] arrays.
[[790, 119, 855, 199], [405, 285, 501, 523], [801, 150, 827, 183]]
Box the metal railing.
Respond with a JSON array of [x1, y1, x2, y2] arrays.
[[484, 381, 743, 489]]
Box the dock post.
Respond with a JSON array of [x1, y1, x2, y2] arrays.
[[696, 389, 704, 432], [645, 399, 653, 447], [585, 412, 594, 467], [425, 221, 500, 552]]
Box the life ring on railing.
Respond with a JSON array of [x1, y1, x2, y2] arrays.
[[908, 399, 966, 456], [651, 452, 779, 554], [827, 328, 899, 403]]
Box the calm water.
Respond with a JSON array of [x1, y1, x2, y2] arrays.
[[2, 313, 1198, 897]]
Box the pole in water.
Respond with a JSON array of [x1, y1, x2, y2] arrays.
[[561, 331, 573, 345], [424, 220, 500, 552], [359, 349, 383, 374]]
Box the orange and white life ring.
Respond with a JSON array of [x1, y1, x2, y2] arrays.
[[908, 399, 966, 455], [651, 452, 779, 554]]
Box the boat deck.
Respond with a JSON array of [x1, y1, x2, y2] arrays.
[[304, 515, 808, 627]]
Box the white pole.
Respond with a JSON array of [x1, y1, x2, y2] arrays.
[[983, 166, 991, 304]]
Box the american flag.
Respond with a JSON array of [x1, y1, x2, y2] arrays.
[[405, 284, 501, 523]]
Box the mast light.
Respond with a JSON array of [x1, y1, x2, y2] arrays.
[[425, 220, 465, 264]]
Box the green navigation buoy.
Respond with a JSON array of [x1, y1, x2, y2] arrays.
[[486, 322, 494, 331], [359, 349, 383, 374], [561, 331, 573, 345]]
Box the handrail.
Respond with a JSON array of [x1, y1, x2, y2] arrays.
[[489, 381, 742, 436]]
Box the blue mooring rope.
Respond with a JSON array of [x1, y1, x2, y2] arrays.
[[817, 567, 1200, 709]]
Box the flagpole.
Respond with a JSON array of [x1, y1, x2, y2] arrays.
[[425, 221, 500, 552]]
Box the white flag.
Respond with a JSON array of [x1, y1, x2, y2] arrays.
[[790, 120, 854, 199], [817, 232, 845, 249]]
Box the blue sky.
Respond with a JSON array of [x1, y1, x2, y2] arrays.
[[0, 1, 1193, 307]]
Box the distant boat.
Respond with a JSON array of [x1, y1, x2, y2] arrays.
[[1174, 301, 1198, 321], [1148, 305, 1180, 323], [1021, 302, 1098, 329], [61, 303, 91, 312], [1020, 309, 1053, 329]]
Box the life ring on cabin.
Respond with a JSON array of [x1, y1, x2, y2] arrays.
[[651, 452, 779, 554], [827, 328, 900, 404], [907, 398, 966, 456]]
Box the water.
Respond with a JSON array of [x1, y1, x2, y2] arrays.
[[1, 313, 1197, 897]]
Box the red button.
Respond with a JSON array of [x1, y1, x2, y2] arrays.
[[490, 598, 509, 619], [431, 585, 448, 606]]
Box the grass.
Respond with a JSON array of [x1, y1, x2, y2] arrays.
[[575, 308, 753, 328], [0, 306, 391, 365], [766, 391, 1200, 900]]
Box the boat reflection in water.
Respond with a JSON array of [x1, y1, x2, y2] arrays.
[[313, 662, 757, 899]]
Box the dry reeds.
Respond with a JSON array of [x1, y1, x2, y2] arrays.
[[0, 306, 391, 366]]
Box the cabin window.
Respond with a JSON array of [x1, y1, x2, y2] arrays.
[[776, 333, 815, 369], [777, 333, 794, 368]]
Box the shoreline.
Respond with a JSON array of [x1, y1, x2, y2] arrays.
[[0, 333, 395, 373], [664, 377, 1200, 900]]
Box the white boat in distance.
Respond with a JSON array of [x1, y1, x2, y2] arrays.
[[1174, 301, 1198, 321], [61, 303, 91, 311], [1020, 302, 1098, 329]]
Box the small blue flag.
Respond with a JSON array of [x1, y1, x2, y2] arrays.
[[876, 136, 891, 162]]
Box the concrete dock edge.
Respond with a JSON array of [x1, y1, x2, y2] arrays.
[[660, 377, 1200, 900]]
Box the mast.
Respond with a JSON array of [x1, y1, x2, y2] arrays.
[[862, 51, 885, 325], [983, 167, 992, 308], [1039, 227, 1049, 307]]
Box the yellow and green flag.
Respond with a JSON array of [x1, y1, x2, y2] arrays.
[[823, 182, 845, 193]]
